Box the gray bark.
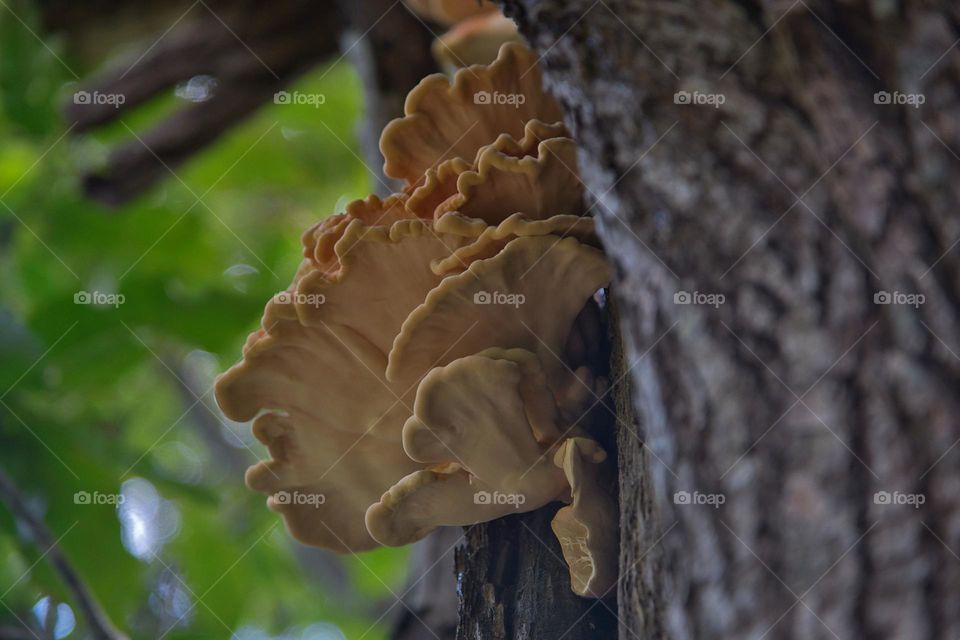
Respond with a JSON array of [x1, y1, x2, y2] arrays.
[[490, 1, 960, 638], [455, 501, 619, 640]]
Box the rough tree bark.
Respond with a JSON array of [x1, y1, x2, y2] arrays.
[[461, 1, 960, 638]]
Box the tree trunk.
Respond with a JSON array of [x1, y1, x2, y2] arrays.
[[454, 305, 620, 640], [455, 1, 960, 638]]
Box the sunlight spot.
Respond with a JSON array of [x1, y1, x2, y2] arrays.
[[225, 263, 259, 292], [32, 596, 75, 639], [231, 625, 270, 640], [301, 622, 347, 639], [118, 478, 181, 560], [149, 569, 193, 627], [176, 75, 218, 102]]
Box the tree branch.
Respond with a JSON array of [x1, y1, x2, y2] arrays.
[[0, 467, 128, 640], [65, 0, 343, 206]]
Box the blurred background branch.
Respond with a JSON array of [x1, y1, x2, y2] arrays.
[[0, 466, 128, 640], [53, 0, 343, 206], [51, 0, 440, 206]]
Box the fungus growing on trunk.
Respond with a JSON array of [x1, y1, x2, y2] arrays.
[[216, 43, 617, 597], [366, 349, 573, 545], [552, 437, 618, 598], [402, 0, 521, 68], [379, 44, 563, 184], [431, 12, 523, 68]]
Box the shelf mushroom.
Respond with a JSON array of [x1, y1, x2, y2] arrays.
[[380, 44, 564, 184], [216, 42, 617, 597], [552, 437, 618, 598], [402, 0, 522, 68], [367, 349, 618, 598], [367, 349, 574, 546]]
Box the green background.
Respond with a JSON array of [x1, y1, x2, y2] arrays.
[[0, 2, 410, 638]]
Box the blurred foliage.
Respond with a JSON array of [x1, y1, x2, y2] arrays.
[[0, 1, 410, 638]]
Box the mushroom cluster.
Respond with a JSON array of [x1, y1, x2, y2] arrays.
[[215, 43, 617, 598]]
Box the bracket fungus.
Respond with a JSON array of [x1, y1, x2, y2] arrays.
[[216, 43, 618, 597], [403, 0, 522, 68]]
